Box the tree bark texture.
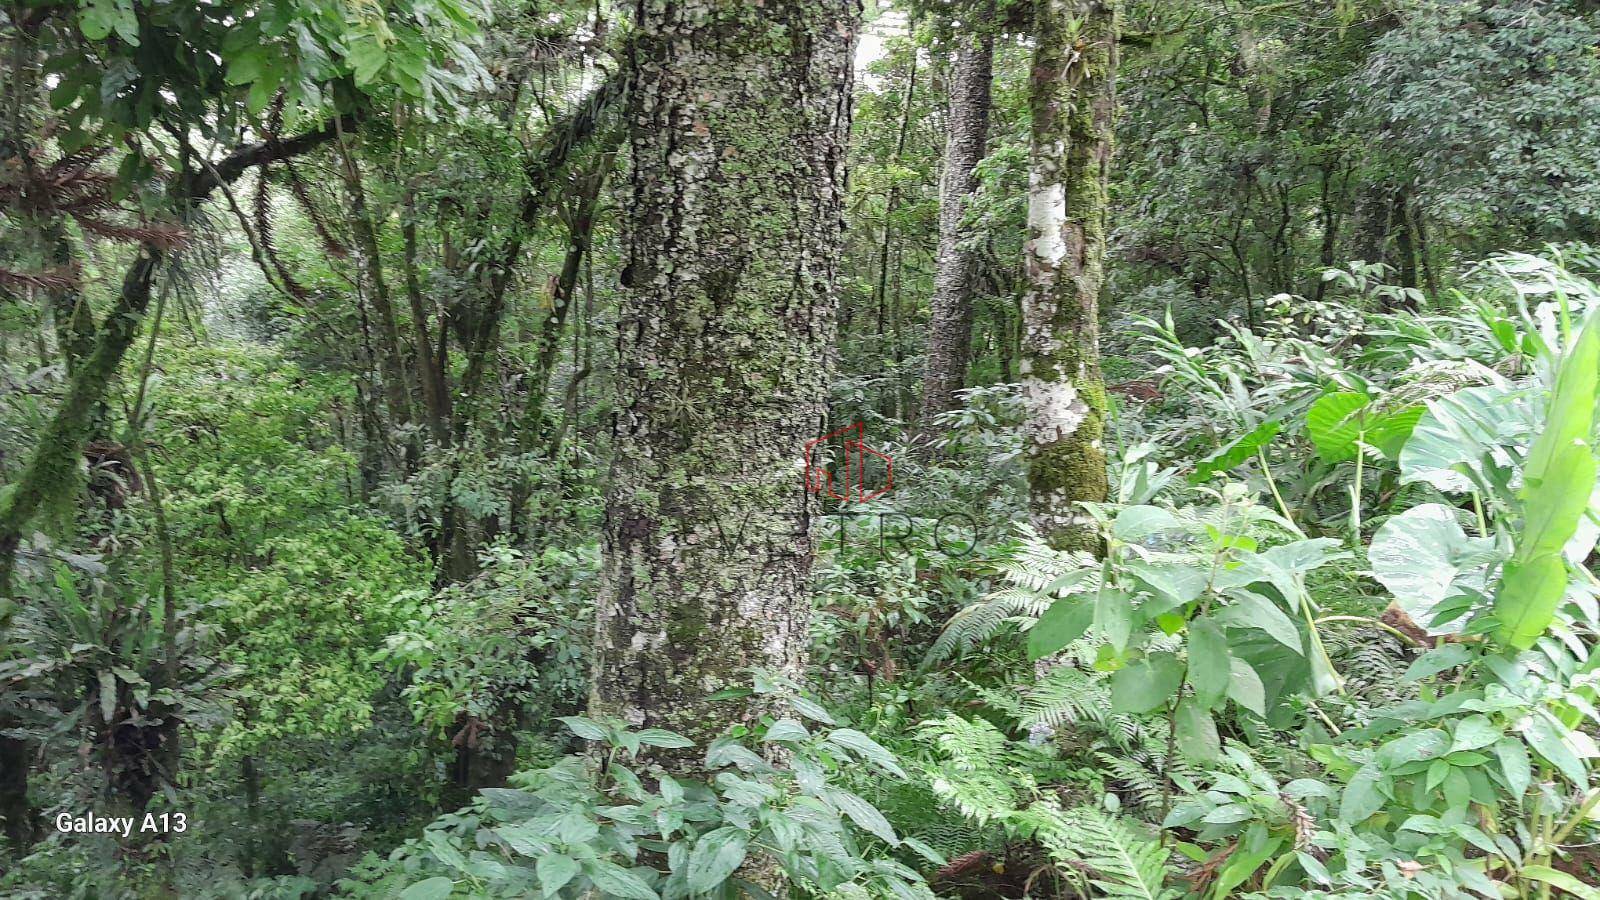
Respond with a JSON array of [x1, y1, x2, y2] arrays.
[[1022, 0, 1116, 552], [591, 0, 857, 765], [45, 223, 95, 374], [918, 3, 995, 433]]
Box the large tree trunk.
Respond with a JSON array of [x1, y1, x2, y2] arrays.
[[1021, 0, 1117, 552], [918, 4, 996, 436], [591, 0, 856, 766]]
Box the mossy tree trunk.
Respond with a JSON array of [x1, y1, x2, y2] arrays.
[[45, 223, 96, 374], [591, 0, 857, 767], [1021, 0, 1117, 552], [918, 1, 996, 437]]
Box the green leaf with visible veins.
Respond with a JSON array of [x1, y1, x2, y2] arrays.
[[1189, 420, 1281, 484], [1186, 616, 1230, 710], [1492, 310, 1600, 650], [1306, 391, 1370, 462], [1111, 653, 1184, 714]]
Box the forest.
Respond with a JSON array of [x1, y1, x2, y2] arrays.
[[4, 0, 1600, 896]]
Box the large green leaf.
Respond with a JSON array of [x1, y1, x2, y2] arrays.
[[1520, 712, 1590, 785], [1029, 596, 1093, 660], [684, 827, 749, 894], [1186, 616, 1230, 710], [1306, 391, 1370, 462], [398, 878, 455, 900], [1175, 698, 1220, 762], [584, 861, 659, 900], [826, 788, 899, 845], [1521, 867, 1600, 900], [1399, 383, 1540, 496], [1111, 653, 1184, 714], [1226, 658, 1266, 716], [1212, 828, 1284, 900], [1215, 589, 1302, 653], [825, 728, 907, 778], [1366, 404, 1426, 460], [1368, 504, 1500, 635], [1493, 313, 1600, 650], [1189, 421, 1281, 484], [1339, 765, 1386, 824], [536, 855, 579, 897]]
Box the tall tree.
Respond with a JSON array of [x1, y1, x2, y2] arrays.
[[590, 0, 857, 763], [1021, 0, 1117, 551], [918, 2, 996, 435]]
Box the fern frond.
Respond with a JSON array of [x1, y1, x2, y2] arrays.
[[1035, 805, 1181, 900], [925, 768, 1021, 825], [1020, 666, 1111, 729], [996, 548, 1098, 594], [917, 715, 1009, 772], [963, 677, 1025, 718], [925, 590, 1049, 666], [1094, 752, 1168, 815], [917, 716, 1031, 825], [926, 526, 1098, 667]]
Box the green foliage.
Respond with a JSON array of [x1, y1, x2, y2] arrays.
[[48, 0, 490, 154], [142, 346, 428, 759], [344, 707, 937, 899], [1492, 309, 1600, 649], [1189, 420, 1281, 484], [13, 0, 1600, 892], [1367, 503, 1498, 635], [378, 544, 593, 743], [1036, 805, 1180, 900], [1146, 254, 1600, 898]]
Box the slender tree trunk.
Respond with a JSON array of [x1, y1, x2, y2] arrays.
[[918, 4, 995, 438], [509, 155, 610, 546], [873, 48, 916, 421], [241, 753, 261, 877], [1311, 162, 1341, 302], [402, 182, 451, 446], [526, 154, 611, 451], [591, 0, 856, 765], [333, 131, 415, 432], [1351, 182, 1392, 270], [550, 249, 599, 460], [1021, 0, 1116, 552], [396, 107, 452, 447], [1416, 208, 1440, 299], [45, 223, 95, 373], [1391, 187, 1417, 291], [0, 250, 159, 597]]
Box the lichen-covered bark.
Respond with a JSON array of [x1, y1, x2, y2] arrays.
[[592, 0, 857, 767], [1022, 0, 1116, 552], [918, 3, 996, 434]]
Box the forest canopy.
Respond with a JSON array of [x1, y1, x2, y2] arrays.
[[5, 0, 1600, 898]]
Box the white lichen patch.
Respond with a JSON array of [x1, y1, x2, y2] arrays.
[[1026, 172, 1067, 267], [1025, 377, 1088, 445]]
